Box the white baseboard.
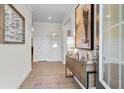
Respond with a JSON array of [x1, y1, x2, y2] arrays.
[[74, 76, 86, 89], [16, 67, 32, 89]]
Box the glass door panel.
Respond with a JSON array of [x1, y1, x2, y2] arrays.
[[110, 5, 119, 26], [121, 23, 124, 88], [102, 5, 110, 86], [121, 5, 124, 21], [109, 60, 119, 89], [102, 5, 110, 31], [100, 4, 120, 89], [103, 59, 108, 84], [109, 27, 119, 59], [108, 26, 119, 89]]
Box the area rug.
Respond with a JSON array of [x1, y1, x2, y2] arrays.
[[32, 77, 63, 89]]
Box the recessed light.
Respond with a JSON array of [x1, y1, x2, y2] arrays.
[[48, 17, 52, 20]]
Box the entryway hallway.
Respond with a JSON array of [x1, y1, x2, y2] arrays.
[[19, 62, 81, 89]]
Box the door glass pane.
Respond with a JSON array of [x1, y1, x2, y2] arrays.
[[103, 58, 108, 84], [102, 30, 109, 56], [109, 60, 119, 89], [108, 26, 119, 89], [110, 5, 119, 26], [109, 27, 119, 59], [102, 5, 110, 85], [102, 30, 109, 85], [121, 5, 124, 21], [102, 4, 120, 89], [121, 23, 124, 88], [103, 5, 110, 30]]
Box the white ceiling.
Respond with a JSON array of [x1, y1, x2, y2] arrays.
[[31, 4, 74, 23]]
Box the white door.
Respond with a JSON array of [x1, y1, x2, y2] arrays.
[[33, 36, 48, 61], [99, 4, 124, 89], [33, 23, 62, 62]]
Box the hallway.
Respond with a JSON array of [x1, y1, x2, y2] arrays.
[[1, 4, 124, 89], [19, 62, 81, 89]]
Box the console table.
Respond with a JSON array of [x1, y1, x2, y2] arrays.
[[65, 55, 96, 89]]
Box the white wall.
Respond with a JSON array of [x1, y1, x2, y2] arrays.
[[0, 4, 32, 88], [62, 5, 75, 64], [33, 22, 63, 62]]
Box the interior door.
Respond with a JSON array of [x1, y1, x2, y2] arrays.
[[99, 4, 124, 89]]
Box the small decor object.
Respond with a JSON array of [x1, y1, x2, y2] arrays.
[[75, 4, 94, 49], [75, 52, 79, 61], [52, 32, 58, 40], [51, 32, 58, 48], [0, 4, 25, 44]]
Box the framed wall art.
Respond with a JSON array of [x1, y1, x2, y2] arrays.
[[0, 4, 25, 44], [51, 32, 58, 48], [52, 32, 58, 40], [75, 4, 94, 50]]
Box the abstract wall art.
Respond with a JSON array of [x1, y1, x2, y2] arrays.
[[51, 32, 58, 48], [0, 4, 25, 44], [75, 4, 94, 50]]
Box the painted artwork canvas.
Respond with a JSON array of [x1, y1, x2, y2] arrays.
[[51, 32, 58, 48], [0, 4, 25, 44], [75, 4, 94, 49]]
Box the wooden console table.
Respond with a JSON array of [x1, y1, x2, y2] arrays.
[[65, 55, 96, 89]]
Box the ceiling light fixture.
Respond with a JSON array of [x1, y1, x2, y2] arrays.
[[48, 16, 52, 20]]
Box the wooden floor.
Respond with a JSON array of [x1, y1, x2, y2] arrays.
[[19, 62, 81, 89]]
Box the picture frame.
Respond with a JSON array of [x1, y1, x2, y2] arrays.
[[52, 32, 58, 40], [75, 4, 94, 50], [0, 4, 25, 44], [51, 32, 58, 48]]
